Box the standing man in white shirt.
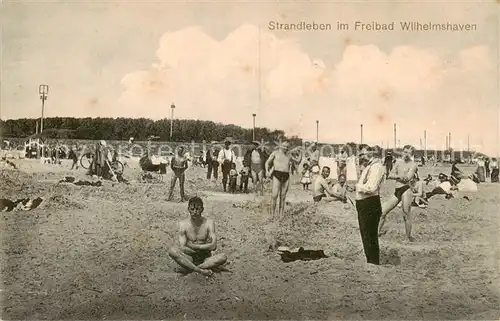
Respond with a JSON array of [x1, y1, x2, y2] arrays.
[[218, 139, 237, 192], [355, 146, 386, 265]]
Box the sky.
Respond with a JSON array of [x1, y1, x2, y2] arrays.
[[1, 0, 499, 155]]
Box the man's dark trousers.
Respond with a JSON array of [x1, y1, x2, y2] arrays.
[[355, 195, 382, 265], [221, 160, 232, 191], [207, 161, 219, 179]]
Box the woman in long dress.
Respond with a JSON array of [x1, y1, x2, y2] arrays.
[[490, 158, 499, 183], [346, 154, 358, 182], [476, 157, 486, 182]]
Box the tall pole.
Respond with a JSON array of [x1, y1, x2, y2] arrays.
[[252, 113, 256, 141], [446, 136, 448, 151], [424, 130, 427, 158], [316, 120, 319, 142], [170, 103, 175, 140], [448, 132, 451, 150], [393, 123, 397, 149], [360, 124, 363, 145], [467, 134, 470, 152], [38, 84, 49, 133]]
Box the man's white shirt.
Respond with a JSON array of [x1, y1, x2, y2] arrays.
[[218, 148, 236, 163]]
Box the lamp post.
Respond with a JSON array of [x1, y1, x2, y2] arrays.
[[393, 123, 397, 149], [252, 113, 256, 141], [360, 124, 363, 145], [170, 102, 175, 140], [39, 84, 49, 133], [316, 120, 319, 142], [424, 129, 427, 158]]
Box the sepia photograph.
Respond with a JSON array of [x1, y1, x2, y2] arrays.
[[1, 0, 499, 319]]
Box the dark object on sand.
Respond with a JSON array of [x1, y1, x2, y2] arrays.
[[58, 177, 103, 187], [278, 247, 328, 263], [74, 180, 103, 187], [0, 199, 17, 212], [1, 197, 43, 212]]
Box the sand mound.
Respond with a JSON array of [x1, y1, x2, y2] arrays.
[[44, 194, 85, 210]]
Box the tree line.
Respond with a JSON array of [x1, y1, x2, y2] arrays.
[[0, 117, 302, 145], [0, 117, 483, 159]]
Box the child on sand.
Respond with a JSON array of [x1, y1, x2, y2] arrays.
[[229, 163, 238, 193], [240, 161, 250, 193], [301, 163, 312, 190]]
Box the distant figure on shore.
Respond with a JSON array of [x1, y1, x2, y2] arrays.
[[300, 163, 312, 190], [168, 197, 227, 276], [485, 158, 491, 178], [91, 140, 107, 177], [206, 144, 220, 181], [69, 146, 79, 170], [239, 161, 250, 193], [490, 158, 499, 183], [218, 140, 236, 192], [244, 141, 267, 195], [476, 157, 486, 182], [229, 163, 238, 194], [337, 148, 348, 178], [384, 151, 394, 179], [167, 146, 188, 202]]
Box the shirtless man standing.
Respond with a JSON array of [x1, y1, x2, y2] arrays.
[[378, 145, 418, 241], [312, 167, 348, 202], [168, 197, 227, 276], [265, 141, 302, 220], [167, 145, 189, 202]]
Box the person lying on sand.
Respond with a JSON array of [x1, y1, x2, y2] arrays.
[[312, 167, 348, 203], [425, 173, 458, 200], [168, 197, 227, 276]]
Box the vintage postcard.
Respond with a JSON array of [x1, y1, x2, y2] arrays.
[[1, 0, 499, 319]]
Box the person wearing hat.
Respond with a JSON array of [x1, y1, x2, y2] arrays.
[[379, 145, 418, 241], [217, 139, 237, 192], [243, 141, 268, 194], [354, 145, 385, 265]]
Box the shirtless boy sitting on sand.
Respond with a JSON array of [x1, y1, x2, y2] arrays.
[[312, 167, 348, 203], [168, 197, 227, 276]]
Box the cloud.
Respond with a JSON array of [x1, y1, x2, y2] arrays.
[[119, 24, 495, 152]]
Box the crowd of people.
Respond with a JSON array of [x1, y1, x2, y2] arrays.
[[0, 136, 496, 275], [165, 140, 496, 274]]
